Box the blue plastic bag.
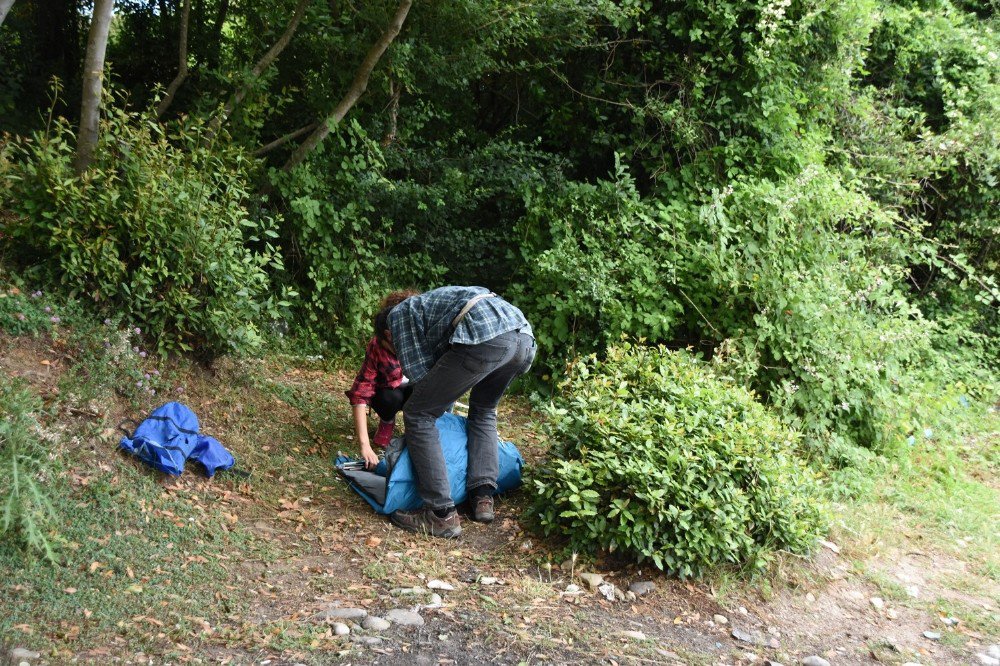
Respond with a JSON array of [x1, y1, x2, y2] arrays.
[[335, 412, 524, 514], [119, 402, 235, 477]]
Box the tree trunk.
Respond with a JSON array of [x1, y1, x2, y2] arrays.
[[281, 0, 411, 172], [0, 0, 15, 27], [74, 0, 114, 175], [206, 0, 311, 139], [254, 121, 320, 157], [207, 0, 229, 70], [155, 0, 191, 118]]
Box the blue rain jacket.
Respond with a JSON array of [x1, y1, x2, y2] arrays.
[[335, 412, 524, 514], [119, 402, 235, 477]]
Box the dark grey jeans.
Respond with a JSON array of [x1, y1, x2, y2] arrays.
[[402, 329, 536, 510]]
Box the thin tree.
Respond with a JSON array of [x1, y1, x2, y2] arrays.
[[206, 0, 312, 139], [281, 0, 411, 172], [75, 0, 115, 175], [0, 0, 15, 28], [155, 0, 191, 118]]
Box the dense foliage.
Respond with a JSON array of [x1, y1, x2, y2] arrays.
[[0, 0, 997, 568], [531, 341, 826, 577]]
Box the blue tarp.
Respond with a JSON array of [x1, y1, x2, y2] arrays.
[[119, 402, 235, 477], [335, 412, 524, 515]]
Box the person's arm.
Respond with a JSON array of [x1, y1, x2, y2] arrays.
[[352, 403, 379, 469]]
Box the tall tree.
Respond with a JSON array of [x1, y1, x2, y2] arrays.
[[207, 0, 312, 138], [281, 0, 411, 172], [0, 0, 15, 27], [74, 0, 114, 174], [155, 0, 191, 118]]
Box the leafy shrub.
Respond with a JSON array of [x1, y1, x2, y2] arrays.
[[510, 161, 683, 376], [271, 120, 444, 351], [0, 376, 57, 560], [0, 94, 285, 355], [0, 285, 57, 336], [530, 341, 826, 578]]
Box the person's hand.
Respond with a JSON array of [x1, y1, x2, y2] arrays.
[[360, 444, 379, 470]]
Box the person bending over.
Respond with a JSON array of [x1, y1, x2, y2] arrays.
[[346, 290, 418, 468], [373, 286, 535, 538]]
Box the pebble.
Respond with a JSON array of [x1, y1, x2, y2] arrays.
[[333, 622, 350, 636], [619, 630, 647, 640], [714, 614, 729, 625], [739, 606, 748, 614], [429, 593, 443, 605], [563, 584, 582, 595], [922, 631, 941, 640], [806, 592, 816, 602], [628, 580, 656, 596], [479, 576, 502, 585], [427, 579, 455, 591], [362, 616, 391, 631], [625, 591, 637, 602], [989, 646, 1000, 659], [598, 582, 616, 601], [10, 650, 40, 661], [886, 608, 899, 620], [351, 635, 383, 646], [801, 657, 830, 666], [312, 607, 367, 621], [765, 661, 785, 666], [385, 608, 424, 626], [976, 655, 1000, 666], [391, 586, 428, 596], [939, 616, 959, 626], [579, 572, 604, 590], [732, 628, 765, 646], [906, 585, 920, 598], [870, 597, 884, 610]]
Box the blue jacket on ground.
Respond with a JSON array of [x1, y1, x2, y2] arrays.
[[119, 402, 235, 477]]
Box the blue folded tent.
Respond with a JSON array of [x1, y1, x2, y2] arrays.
[[335, 412, 524, 514], [119, 402, 235, 477]]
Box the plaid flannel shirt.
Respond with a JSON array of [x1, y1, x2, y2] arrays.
[[387, 286, 532, 383], [345, 337, 404, 405]]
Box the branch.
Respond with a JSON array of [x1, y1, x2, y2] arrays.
[[380, 78, 401, 148], [155, 0, 191, 119], [253, 121, 320, 157], [280, 0, 412, 173], [207, 0, 312, 139]]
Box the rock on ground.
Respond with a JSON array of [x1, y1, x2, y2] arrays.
[[801, 657, 831, 666], [628, 580, 655, 596], [333, 622, 350, 636], [579, 572, 604, 590], [362, 616, 392, 631], [385, 608, 424, 626], [713, 614, 729, 625], [427, 579, 455, 591], [312, 607, 367, 622], [10, 649, 41, 661]]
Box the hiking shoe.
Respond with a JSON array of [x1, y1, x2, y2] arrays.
[[472, 495, 494, 523], [390, 507, 462, 539], [373, 419, 395, 449]]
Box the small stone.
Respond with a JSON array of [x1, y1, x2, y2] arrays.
[[886, 608, 899, 620], [391, 586, 428, 596], [922, 631, 941, 640], [438, 633, 449, 641], [906, 585, 920, 598], [739, 606, 748, 614], [429, 593, 442, 604], [628, 580, 656, 596], [362, 616, 391, 631], [975, 655, 1000, 666], [939, 616, 959, 626], [10, 650, 41, 661], [806, 592, 816, 602], [989, 646, 1000, 659], [560, 558, 575, 572], [870, 597, 884, 610], [20, 662, 31, 666], [713, 614, 729, 625], [350, 635, 383, 646], [563, 584, 582, 595], [579, 572, 604, 590], [619, 630, 646, 640], [312, 607, 367, 621], [333, 623, 350, 636], [801, 657, 831, 666], [427, 579, 454, 591], [479, 576, 502, 585], [765, 661, 785, 666], [768, 638, 780, 649], [598, 582, 616, 601], [732, 628, 765, 646], [385, 608, 424, 626], [625, 591, 637, 602]]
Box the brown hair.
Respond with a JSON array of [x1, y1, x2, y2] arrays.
[[374, 289, 420, 343]]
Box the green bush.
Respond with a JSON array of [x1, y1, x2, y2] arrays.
[[510, 161, 683, 376], [0, 376, 57, 560], [530, 340, 826, 578], [0, 94, 285, 355]]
